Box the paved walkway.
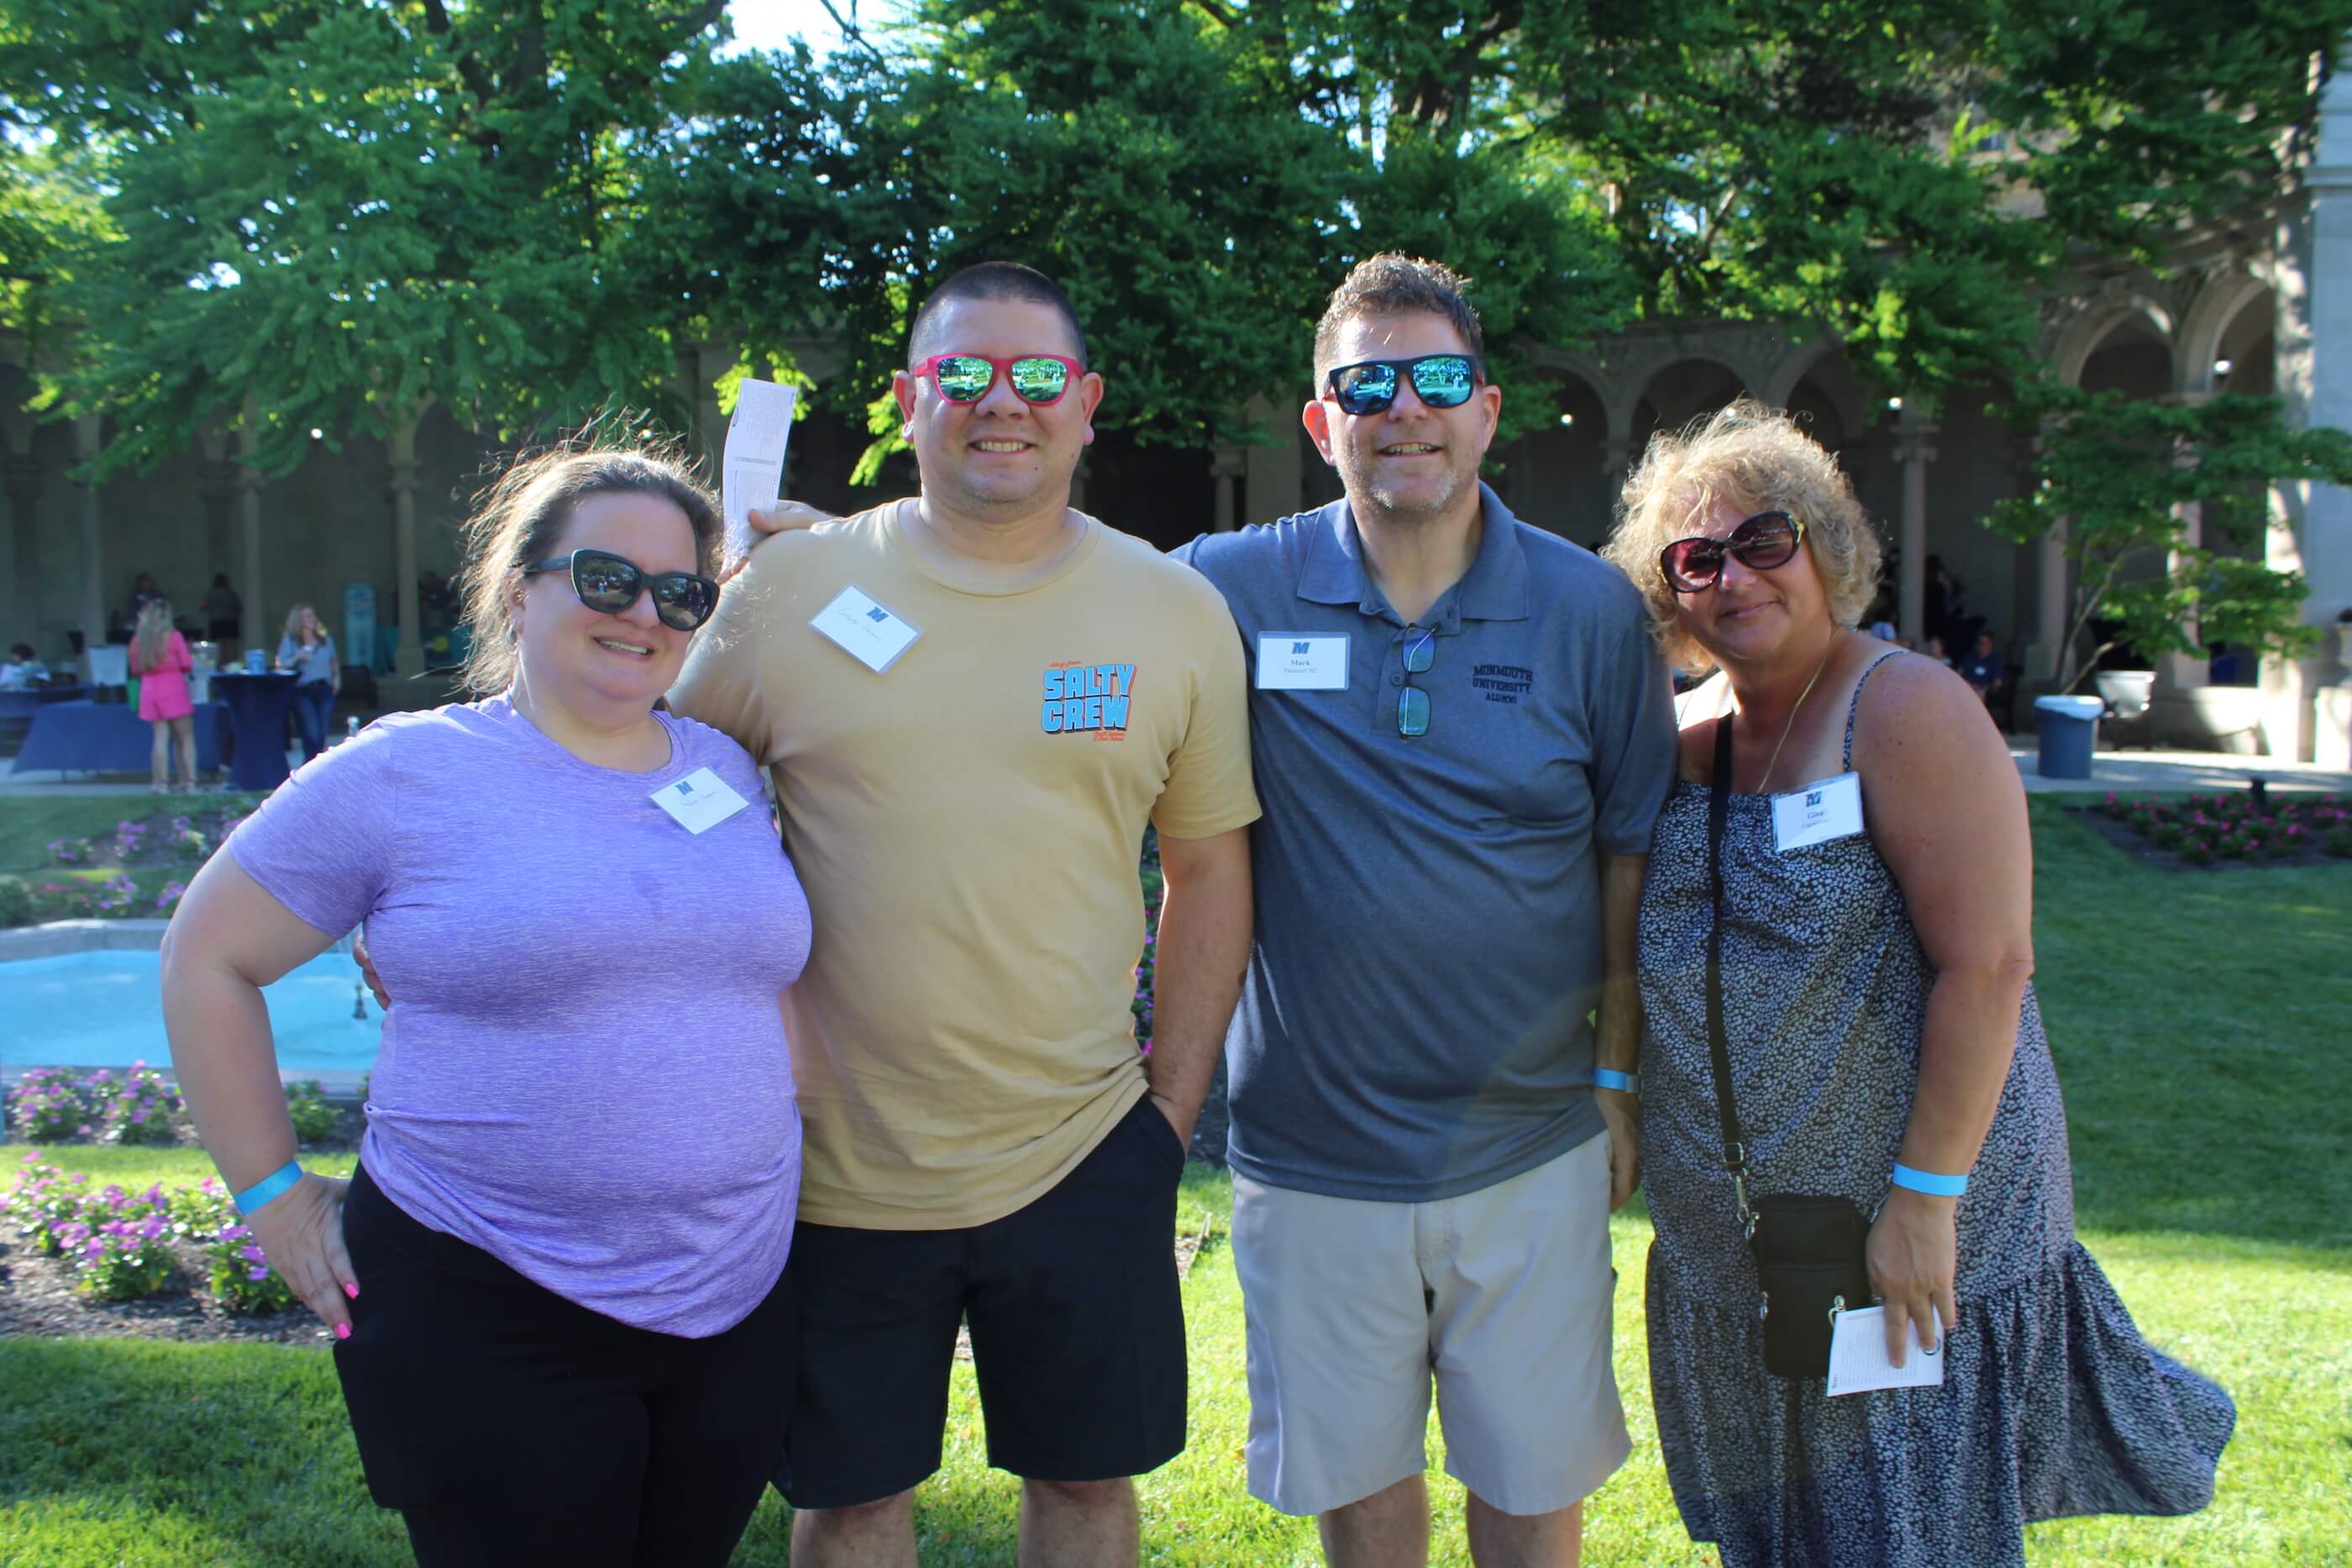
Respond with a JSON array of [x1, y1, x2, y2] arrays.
[[0, 747, 303, 795], [2008, 744, 2352, 795]]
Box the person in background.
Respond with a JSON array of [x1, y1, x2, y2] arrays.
[[203, 574, 244, 648], [128, 571, 163, 624], [1603, 401, 2232, 1568], [1925, 632, 1954, 669], [163, 443, 811, 1567], [278, 603, 342, 761], [0, 642, 48, 689], [129, 599, 198, 793], [1958, 631, 2005, 708]]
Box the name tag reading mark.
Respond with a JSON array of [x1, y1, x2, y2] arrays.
[[1256, 633, 1349, 691], [651, 766, 751, 835], [1771, 770, 1865, 854], [811, 585, 922, 674]]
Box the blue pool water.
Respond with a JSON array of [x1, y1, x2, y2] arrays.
[[1, 951, 380, 1072]]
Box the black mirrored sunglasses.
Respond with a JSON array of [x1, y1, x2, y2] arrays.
[[1659, 511, 1806, 594], [524, 548, 718, 632], [1325, 354, 1481, 417], [1397, 625, 1436, 737]]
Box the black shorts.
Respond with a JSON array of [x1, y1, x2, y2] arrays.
[[779, 1093, 1189, 1509], [334, 1165, 796, 1568]]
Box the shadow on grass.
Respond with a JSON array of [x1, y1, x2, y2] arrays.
[[2025, 800, 2351, 1258]]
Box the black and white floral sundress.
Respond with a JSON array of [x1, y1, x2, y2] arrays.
[[1635, 650, 2234, 1568]]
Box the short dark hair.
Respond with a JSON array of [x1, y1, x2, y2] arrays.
[[8, 643, 32, 660], [1313, 254, 1485, 381], [907, 261, 1088, 368]]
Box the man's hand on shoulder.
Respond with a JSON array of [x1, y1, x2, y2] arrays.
[[717, 501, 838, 586]]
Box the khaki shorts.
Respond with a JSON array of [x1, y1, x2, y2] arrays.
[[1230, 1132, 1630, 1518]]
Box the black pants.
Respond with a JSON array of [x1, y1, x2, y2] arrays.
[[289, 679, 334, 761], [335, 1166, 795, 1568]]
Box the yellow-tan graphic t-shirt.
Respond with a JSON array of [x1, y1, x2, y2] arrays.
[[670, 502, 1259, 1230]]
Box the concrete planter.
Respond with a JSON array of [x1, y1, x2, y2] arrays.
[[2149, 686, 2269, 753]]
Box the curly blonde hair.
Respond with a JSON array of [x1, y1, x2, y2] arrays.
[[1602, 400, 1882, 673]]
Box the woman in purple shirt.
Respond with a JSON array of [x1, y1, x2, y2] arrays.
[[161, 445, 812, 1567]]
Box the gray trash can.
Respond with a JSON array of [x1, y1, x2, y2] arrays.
[[2034, 695, 2104, 779]]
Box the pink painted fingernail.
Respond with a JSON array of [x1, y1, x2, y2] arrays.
[[334, 1322, 351, 1340], [343, 1282, 360, 1299]]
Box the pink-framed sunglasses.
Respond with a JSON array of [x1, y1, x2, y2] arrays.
[[911, 352, 1083, 406]]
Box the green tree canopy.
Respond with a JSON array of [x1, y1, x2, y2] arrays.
[[0, 0, 783, 475], [1987, 383, 2352, 688], [8, 0, 2352, 479]]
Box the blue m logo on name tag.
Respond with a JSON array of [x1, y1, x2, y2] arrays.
[[1292, 641, 1311, 654], [868, 607, 890, 622], [675, 779, 695, 795], [1805, 789, 1822, 806]]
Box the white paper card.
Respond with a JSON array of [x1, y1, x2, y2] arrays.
[[1772, 771, 1866, 853], [649, 767, 750, 835], [722, 380, 797, 561], [1826, 1307, 1947, 1397], [1256, 633, 1350, 691], [810, 585, 922, 674]]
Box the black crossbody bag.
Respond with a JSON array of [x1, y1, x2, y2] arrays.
[[1706, 714, 1876, 1379]]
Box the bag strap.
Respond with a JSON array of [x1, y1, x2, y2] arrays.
[[1705, 712, 1752, 1224]]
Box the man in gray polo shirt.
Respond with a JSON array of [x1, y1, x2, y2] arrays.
[[1171, 254, 1675, 1567]]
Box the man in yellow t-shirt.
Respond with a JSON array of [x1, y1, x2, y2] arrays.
[[670, 262, 1259, 1566]]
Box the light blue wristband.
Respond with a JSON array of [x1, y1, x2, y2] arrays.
[[233, 1159, 306, 1215], [1593, 1068, 1640, 1095], [1890, 1161, 1967, 1198]]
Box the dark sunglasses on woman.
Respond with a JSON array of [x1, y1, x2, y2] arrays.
[[1660, 510, 1808, 594], [912, 352, 1083, 406], [524, 548, 720, 632], [1323, 354, 1481, 417]]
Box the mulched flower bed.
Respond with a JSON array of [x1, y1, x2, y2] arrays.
[[0, 1230, 333, 1345], [2, 1075, 1235, 1349], [2069, 790, 2352, 872]]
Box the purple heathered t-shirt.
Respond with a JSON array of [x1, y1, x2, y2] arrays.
[[228, 696, 811, 1337]]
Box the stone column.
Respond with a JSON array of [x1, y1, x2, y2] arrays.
[[4, 453, 39, 645], [73, 416, 104, 666], [389, 412, 424, 679], [1211, 444, 1243, 532], [2029, 523, 2071, 684], [1601, 437, 1633, 501], [2265, 50, 2352, 762], [2156, 391, 2211, 691], [1893, 406, 1938, 645], [1243, 395, 1303, 522], [235, 422, 266, 653]]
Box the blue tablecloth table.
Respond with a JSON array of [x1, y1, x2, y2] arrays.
[[13, 700, 225, 776], [211, 671, 299, 792]]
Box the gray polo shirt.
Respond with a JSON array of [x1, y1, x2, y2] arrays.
[[1173, 485, 1675, 1203]]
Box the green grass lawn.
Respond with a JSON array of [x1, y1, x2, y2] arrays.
[[3, 800, 2347, 1565], [0, 795, 265, 917]]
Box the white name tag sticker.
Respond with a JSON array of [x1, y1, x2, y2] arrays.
[[1256, 633, 1349, 691], [1771, 771, 1865, 853], [650, 766, 750, 835], [1827, 1306, 1947, 1397], [811, 585, 922, 674]]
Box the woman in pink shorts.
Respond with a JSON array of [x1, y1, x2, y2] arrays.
[[129, 599, 198, 792]]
